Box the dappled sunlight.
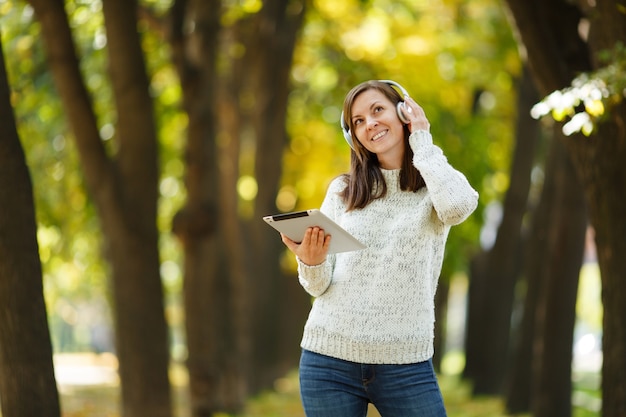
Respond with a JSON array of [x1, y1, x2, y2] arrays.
[[341, 14, 391, 60], [397, 35, 433, 56], [54, 354, 191, 417], [55, 353, 119, 388], [237, 175, 258, 201], [308, 64, 339, 91], [276, 185, 298, 212]]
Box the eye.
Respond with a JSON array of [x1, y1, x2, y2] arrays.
[[374, 105, 384, 113], [353, 118, 363, 126]]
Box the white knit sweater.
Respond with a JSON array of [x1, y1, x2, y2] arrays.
[[297, 129, 478, 364]]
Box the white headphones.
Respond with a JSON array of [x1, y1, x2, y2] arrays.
[[340, 80, 411, 149]]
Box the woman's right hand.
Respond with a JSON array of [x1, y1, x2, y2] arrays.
[[403, 96, 430, 133], [281, 227, 331, 266]]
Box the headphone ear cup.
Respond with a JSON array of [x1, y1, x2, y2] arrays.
[[340, 111, 355, 149], [343, 128, 353, 148], [396, 101, 410, 124]]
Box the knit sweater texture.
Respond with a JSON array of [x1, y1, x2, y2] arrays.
[[297, 129, 478, 364]]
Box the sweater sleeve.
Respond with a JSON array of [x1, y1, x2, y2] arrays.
[[295, 177, 343, 297], [297, 257, 334, 297], [410, 129, 479, 225]]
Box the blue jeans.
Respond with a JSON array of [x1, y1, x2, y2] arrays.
[[299, 350, 447, 417]]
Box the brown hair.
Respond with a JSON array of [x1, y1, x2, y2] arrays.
[[339, 80, 425, 210]]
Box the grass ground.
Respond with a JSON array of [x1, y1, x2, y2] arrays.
[[57, 371, 513, 417], [51, 353, 600, 417], [45, 259, 603, 416]]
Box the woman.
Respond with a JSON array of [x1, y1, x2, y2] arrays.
[[280, 80, 478, 417]]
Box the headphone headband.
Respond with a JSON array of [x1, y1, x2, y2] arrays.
[[378, 79, 409, 98], [340, 80, 410, 150]]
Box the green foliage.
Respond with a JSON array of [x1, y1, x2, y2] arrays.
[[531, 42, 626, 136], [2, 0, 522, 351], [285, 0, 521, 274], [2, 0, 186, 352], [2, 1, 110, 352]]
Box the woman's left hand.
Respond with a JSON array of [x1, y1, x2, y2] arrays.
[[280, 227, 331, 266], [403, 96, 430, 132]]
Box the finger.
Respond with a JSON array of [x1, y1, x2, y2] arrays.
[[323, 234, 332, 250], [304, 227, 317, 246], [301, 227, 314, 245], [406, 96, 418, 107], [407, 98, 426, 116], [280, 233, 298, 251], [314, 228, 327, 246], [404, 99, 429, 131]]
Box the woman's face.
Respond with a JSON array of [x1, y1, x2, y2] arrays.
[[351, 88, 405, 169]]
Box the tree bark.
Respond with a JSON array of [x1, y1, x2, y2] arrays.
[[0, 33, 61, 417], [505, 132, 586, 416], [244, 0, 308, 393], [571, 107, 626, 417], [463, 250, 487, 382], [169, 0, 307, 414], [577, 5, 626, 415], [505, 137, 553, 413], [100, 1, 172, 416], [531, 130, 587, 417], [503, 0, 626, 415], [169, 0, 231, 414], [465, 65, 539, 393], [27, 1, 172, 416]]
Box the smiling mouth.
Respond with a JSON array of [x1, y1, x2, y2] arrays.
[[372, 130, 387, 141]]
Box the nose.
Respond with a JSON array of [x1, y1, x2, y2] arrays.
[[366, 116, 379, 129]]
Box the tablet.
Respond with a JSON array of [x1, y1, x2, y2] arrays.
[[263, 209, 366, 254]]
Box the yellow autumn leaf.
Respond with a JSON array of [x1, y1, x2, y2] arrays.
[[585, 99, 605, 117], [582, 121, 595, 137], [552, 107, 572, 122]]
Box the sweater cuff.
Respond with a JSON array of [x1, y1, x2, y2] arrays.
[[296, 256, 327, 268], [297, 257, 332, 297], [409, 129, 432, 147], [409, 129, 442, 165]]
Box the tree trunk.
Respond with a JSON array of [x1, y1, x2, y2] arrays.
[[505, 137, 553, 413], [169, 0, 242, 414], [506, 130, 587, 417], [575, 4, 626, 414], [532, 130, 587, 417], [508, 0, 626, 417], [27, 1, 173, 416], [0, 34, 61, 417], [503, 1, 626, 415], [100, 1, 173, 416], [244, 0, 308, 393], [569, 108, 626, 417], [169, 0, 307, 413], [463, 251, 487, 382], [465, 65, 539, 393]]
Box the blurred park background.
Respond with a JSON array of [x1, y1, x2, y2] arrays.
[[1, 0, 625, 416]]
